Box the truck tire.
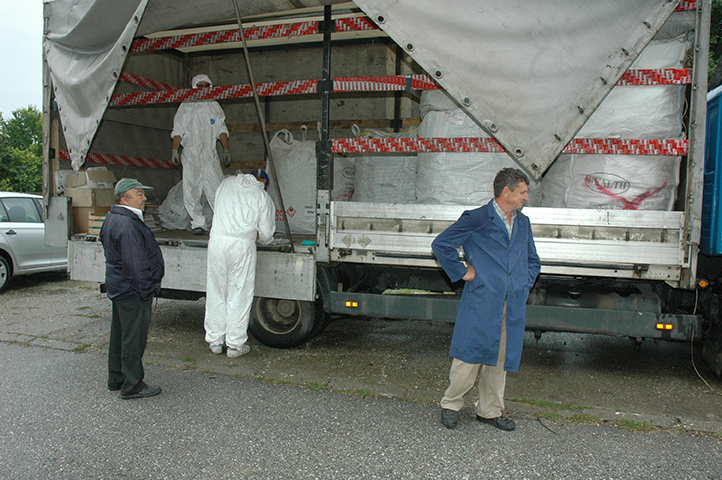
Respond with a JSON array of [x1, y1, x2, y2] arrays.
[[249, 297, 315, 348], [0, 255, 11, 293]]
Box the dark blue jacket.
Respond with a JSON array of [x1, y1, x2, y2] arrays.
[[99, 205, 165, 302], [432, 200, 540, 372]]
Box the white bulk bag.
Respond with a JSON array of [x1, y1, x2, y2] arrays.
[[351, 126, 418, 204], [267, 128, 355, 235], [543, 154, 680, 211], [416, 91, 541, 206]]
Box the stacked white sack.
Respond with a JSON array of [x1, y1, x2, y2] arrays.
[[542, 35, 689, 210], [267, 128, 354, 235], [351, 126, 417, 204], [416, 90, 541, 206]]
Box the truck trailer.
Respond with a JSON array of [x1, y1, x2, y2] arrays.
[[41, 0, 722, 376]]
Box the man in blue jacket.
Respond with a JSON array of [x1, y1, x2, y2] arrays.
[[100, 178, 165, 399], [432, 168, 540, 431]]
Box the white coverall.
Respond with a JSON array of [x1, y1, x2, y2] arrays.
[[204, 174, 276, 350], [171, 82, 228, 230]]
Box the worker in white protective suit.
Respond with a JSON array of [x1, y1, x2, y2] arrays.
[[171, 74, 231, 235], [204, 171, 275, 358]]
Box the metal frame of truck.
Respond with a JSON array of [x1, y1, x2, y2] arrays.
[[43, 1, 722, 375]]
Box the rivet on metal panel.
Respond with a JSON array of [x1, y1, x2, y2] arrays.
[[434, 70, 443, 79], [531, 163, 539, 170], [462, 97, 471, 106], [554, 134, 562, 141], [488, 122, 498, 133], [514, 148, 524, 158], [112, 71, 118, 79], [121, 45, 127, 53], [600, 77, 608, 85], [133, 16, 139, 24], [406, 43, 414, 52], [376, 15, 386, 24], [643, 21, 651, 28], [622, 48, 629, 56], [578, 106, 585, 114]]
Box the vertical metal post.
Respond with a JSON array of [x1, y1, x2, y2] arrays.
[[682, 0, 711, 289], [316, 5, 334, 263], [317, 5, 334, 191]]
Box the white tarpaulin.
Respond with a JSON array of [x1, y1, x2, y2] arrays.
[[353, 0, 680, 180], [44, 0, 149, 172]]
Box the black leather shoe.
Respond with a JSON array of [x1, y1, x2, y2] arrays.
[[120, 384, 162, 399], [108, 383, 123, 391], [477, 415, 515, 431], [441, 408, 459, 429]]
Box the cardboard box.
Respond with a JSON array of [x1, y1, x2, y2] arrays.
[[66, 187, 115, 207], [72, 206, 111, 234], [66, 169, 117, 190]]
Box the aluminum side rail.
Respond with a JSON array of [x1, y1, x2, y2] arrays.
[[329, 202, 687, 284]]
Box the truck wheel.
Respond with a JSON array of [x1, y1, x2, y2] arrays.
[[0, 256, 11, 293], [249, 297, 315, 348]]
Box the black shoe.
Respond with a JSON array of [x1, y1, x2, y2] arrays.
[[108, 383, 123, 391], [476, 415, 515, 431], [120, 384, 162, 399], [192, 227, 205, 235], [441, 408, 459, 429]]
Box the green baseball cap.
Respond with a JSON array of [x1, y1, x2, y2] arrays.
[[115, 178, 154, 195]]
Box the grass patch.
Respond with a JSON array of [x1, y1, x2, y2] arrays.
[[72, 343, 91, 352], [78, 285, 99, 290], [570, 413, 602, 425], [615, 419, 656, 432], [182, 363, 198, 370], [182, 356, 196, 363], [76, 306, 91, 310], [306, 381, 328, 391], [537, 411, 564, 422]]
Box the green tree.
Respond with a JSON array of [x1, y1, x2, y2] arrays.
[[709, 0, 722, 88], [0, 106, 43, 193]]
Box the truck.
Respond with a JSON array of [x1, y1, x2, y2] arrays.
[[41, 0, 722, 376]]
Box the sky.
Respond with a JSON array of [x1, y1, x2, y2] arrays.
[[0, 1, 43, 118]]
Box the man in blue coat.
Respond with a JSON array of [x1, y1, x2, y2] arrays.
[[100, 178, 165, 399], [432, 168, 540, 431]]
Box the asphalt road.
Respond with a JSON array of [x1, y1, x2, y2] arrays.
[[1, 272, 721, 479]]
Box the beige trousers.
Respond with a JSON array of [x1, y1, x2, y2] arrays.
[[440, 307, 507, 419]]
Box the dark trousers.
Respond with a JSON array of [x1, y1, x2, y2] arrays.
[[108, 296, 153, 394]]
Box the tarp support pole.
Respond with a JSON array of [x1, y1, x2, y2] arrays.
[[232, 0, 295, 252]]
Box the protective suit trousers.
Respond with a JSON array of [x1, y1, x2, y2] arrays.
[[204, 236, 256, 349], [108, 296, 153, 395], [182, 160, 223, 230], [440, 306, 508, 418]]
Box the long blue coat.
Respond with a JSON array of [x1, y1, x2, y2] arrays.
[[432, 200, 540, 372]]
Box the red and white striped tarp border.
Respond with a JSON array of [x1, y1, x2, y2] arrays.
[[59, 150, 174, 169], [617, 68, 690, 86], [677, 1, 696, 11], [332, 138, 688, 156], [130, 17, 377, 53], [60, 138, 687, 171], [109, 79, 319, 107], [110, 69, 689, 108], [120, 72, 178, 91]]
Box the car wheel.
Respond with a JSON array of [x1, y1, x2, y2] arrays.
[[249, 297, 315, 348], [0, 255, 11, 292]]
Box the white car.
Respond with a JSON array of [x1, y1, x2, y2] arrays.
[[0, 192, 67, 292]]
